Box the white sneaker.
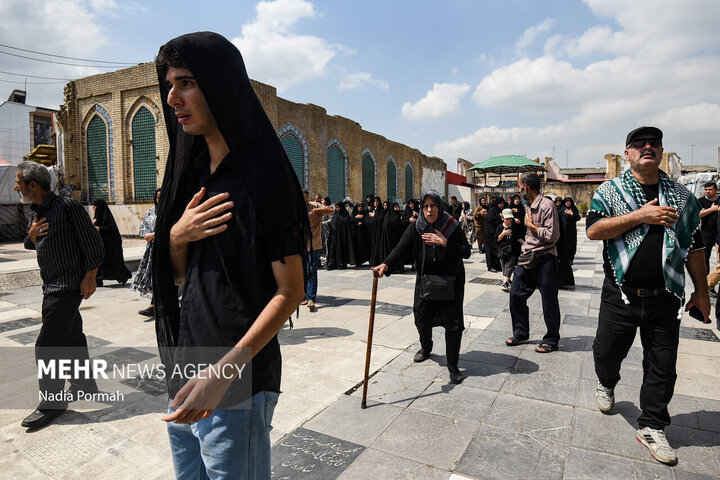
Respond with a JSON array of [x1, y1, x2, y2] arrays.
[[595, 381, 614, 413], [636, 427, 677, 465]]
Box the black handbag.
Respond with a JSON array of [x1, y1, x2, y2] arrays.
[[418, 242, 457, 301], [517, 251, 540, 269], [497, 241, 513, 260]]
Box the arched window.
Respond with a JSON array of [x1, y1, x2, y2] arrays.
[[405, 163, 414, 200], [327, 145, 346, 202], [362, 154, 376, 197], [132, 107, 157, 201], [87, 115, 108, 201], [281, 133, 304, 187], [386, 160, 397, 202]]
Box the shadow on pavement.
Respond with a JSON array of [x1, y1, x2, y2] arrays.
[[279, 327, 354, 345]]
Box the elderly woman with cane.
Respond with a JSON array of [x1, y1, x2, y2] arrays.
[[372, 191, 471, 384]]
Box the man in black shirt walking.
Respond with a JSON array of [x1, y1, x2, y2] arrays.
[[698, 181, 719, 290], [15, 160, 105, 429], [153, 33, 307, 479], [586, 126, 709, 466]]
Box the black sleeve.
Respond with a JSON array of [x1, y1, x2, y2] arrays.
[[585, 210, 605, 232], [383, 223, 416, 274], [690, 228, 705, 252], [23, 216, 35, 250]]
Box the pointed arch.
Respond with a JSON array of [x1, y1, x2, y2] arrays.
[[327, 138, 349, 202], [386, 155, 398, 202], [404, 161, 415, 200], [82, 104, 114, 201], [360, 148, 377, 197], [278, 124, 309, 190]]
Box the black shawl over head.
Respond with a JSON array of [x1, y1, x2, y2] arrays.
[[416, 190, 459, 238], [92, 199, 119, 234], [152, 31, 310, 357]]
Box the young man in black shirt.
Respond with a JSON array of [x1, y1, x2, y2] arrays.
[[586, 126, 709, 466], [16, 161, 104, 429], [698, 181, 719, 289], [153, 33, 306, 478]]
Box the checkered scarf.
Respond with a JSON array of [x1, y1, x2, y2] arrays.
[[589, 168, 700, 299]]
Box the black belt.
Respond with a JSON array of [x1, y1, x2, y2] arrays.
[[621, 286, 665, 297]]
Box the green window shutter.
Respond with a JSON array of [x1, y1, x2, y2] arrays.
[[362, 154, 375, 197], [327, 146, 345, 202], [281, 134, 304, 187], [405, 165, 414, 200], [387, 161, 397, 202], [132, 107, 157, 201], [87, 115, 108, 201]]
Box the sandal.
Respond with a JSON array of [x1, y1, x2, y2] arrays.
[[506, 335, 529, 346], [535, 343, 558, 353]]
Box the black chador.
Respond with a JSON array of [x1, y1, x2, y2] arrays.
[[93, 199, 131, 284], [326, 202, 356, 270], [350, 202, 370, 266]]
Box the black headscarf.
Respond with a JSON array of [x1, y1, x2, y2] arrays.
[[416, 190, 459, 237], [152, 32, 310, 356], [92, 199, 119, 235]]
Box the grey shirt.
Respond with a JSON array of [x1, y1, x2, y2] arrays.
[[521, 194, 560, 257]]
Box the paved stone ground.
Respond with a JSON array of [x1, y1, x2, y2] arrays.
[[0, 223, 719, 479]]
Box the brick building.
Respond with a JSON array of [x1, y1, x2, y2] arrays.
[[55, 63, 446, 234]]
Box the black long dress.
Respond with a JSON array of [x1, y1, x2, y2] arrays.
[[560, 197, 581, 263], [381, 203, 406, 273], [350, 203, 370, 266], [555, 203, 576, 288], [326, 204, 355, 270], [383, 218, 471, 367], [93, 200, 131, 284], [484, 199, 505, 271], [368, 197, 386, 266]]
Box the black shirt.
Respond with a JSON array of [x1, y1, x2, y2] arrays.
[[494, 222, 523, 257], [587, 183, 703, 289], [699, 196, 720, 240], [178, 154, 304, 399], [24, 192, 105, 293]]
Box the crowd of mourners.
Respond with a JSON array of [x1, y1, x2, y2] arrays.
[[311, 190, 582, 292]]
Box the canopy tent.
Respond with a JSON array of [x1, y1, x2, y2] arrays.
[[468, 155, 546, 175]]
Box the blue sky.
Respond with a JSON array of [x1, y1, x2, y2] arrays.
[[2, 0, 719, 170]]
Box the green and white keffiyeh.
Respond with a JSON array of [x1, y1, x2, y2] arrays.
[[589, 168, 701, 299]]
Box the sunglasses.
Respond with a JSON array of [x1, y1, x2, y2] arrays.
[[628, 138, 662, 149]]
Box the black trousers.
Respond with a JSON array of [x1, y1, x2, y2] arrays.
[[702, 233, 715, 275], [36, 290, 92, 408], [416, 316, 462, 367], [593, 279, 681, 430], [509, 254, 561, 346]]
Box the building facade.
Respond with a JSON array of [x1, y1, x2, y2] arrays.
[[56, 63, 446, 234]]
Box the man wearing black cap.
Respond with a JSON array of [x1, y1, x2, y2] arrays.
[[586, 126, 710, 465]]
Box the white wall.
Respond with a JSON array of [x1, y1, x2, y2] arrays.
[[447, 184, 473, 206], [0, 102, 33, 164], [83, 203, 154, 236], [421, 167, 445, 197]]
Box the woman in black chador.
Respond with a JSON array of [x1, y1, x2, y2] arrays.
[[92, 199, 131, 286], [380, 202, 406, 273], [350, 202, 370, 266], [326, 202, 355, 270], [367, 196, 386, 266], [373, 191, 471, 384], [484, 197, 505, 272], [560, 197, 581, 263], [554, 197, 575, 289]]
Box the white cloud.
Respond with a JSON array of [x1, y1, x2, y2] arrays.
[[401, 83, 470, 120], [338, 72, 389, 91], [231, 0, 342, 91], [442, 0, 720, 166], [0, 0, 112, 108], [516, 18, 554, 55]]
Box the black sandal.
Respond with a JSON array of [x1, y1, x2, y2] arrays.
[[505, 335, 529, 346], [535, 343, 558, 353]]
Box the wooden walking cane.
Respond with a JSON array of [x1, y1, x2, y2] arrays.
[[361, 272, 379, 409]]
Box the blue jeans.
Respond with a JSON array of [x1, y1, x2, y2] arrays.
[[166, 391, 279, 480], [305, 250, 321, 301]]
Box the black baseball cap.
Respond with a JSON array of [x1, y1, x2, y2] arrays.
[[626, 126, 663, 147]]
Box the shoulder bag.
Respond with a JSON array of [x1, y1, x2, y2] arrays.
[[418, 241, 458, 300]]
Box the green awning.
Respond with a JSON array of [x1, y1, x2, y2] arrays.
[[468, 155, 545, 175]]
